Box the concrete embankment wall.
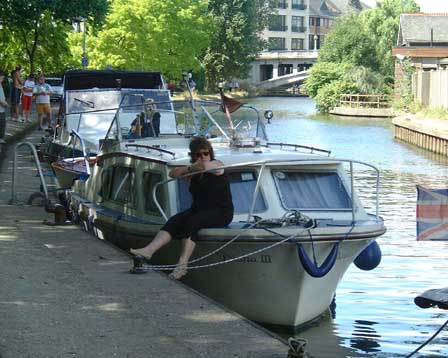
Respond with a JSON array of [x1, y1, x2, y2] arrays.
[[393, 115, 448, 156], [330, 107, 394, 117]]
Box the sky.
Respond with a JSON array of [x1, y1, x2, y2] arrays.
[[363, 0, 448, 12]]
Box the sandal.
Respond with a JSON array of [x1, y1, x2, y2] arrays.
[[169, 264, 188, 280], [130, 248, 152, 261]]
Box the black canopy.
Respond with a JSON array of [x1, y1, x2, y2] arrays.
[[63, 70, 164, 91]]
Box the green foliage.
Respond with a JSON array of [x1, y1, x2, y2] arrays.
[[393, 56, 415, 110], [303, 62, 353, 97], [318, 13, 380, 72], [360, 0, 420, 77], [0, 0, 108, 73], [203, 0, 273, 90], [315, 80, 357, 113], [343, 66, 389, 95], [89, 0, 212, 79], [307, 0, 420, 113]]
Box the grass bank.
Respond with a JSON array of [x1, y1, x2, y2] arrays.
[[408, 102, 448, 121]]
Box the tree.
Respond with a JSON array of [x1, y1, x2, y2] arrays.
[[318, 13, 380, 72], [88, 0, 212, 79], [0, 0, 108, 73], [305, 0, 420, 112], [360, 0, 420, 78], [203, 0, 273, 90], [303, 62, 353, 97]]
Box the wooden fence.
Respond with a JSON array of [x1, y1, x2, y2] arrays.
[[339, 94, 391, 108], [412, 70, 448, 109]]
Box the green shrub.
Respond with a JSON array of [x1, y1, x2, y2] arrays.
[[314, 80, 357, 113]]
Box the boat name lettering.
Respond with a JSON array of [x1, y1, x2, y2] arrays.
[[219, 253, 272, 264]]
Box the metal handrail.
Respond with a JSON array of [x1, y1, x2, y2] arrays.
[[70, 130, 91, 176], [10, 142, 49, 204], [151, 158, 381, 223], [264, 142, 331, 156], [124, 144, 176, 158]]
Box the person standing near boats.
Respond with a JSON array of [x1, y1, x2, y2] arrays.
[[131, 136, 234, 279], [0, 70, 9, 144], [10, 65, 23, 122], [33, 75, 53, 130], [21, 74, 35, 123]]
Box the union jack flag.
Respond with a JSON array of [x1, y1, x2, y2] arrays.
[[416, 185, 448, 241]]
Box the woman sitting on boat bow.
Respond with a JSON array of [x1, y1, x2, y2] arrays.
[[130, 136, 234, 279]]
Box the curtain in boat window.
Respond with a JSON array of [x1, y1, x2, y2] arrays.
[[177, 170, 267, 214], [228, 171, 266, 213], [272, 171, 351, 210], [143, 171, 165, 215]]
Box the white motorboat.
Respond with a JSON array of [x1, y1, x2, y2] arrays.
[[68, 92, 386, 329], [39, 69, 173, 163]]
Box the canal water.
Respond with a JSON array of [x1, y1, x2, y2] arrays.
[[250, 97, 448, 358]]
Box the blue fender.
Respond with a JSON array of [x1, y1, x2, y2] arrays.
[[354, 241, 382, 271], [296, 242, 339, 278]]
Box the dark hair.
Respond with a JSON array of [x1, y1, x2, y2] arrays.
[[189, 136, 215, 163], [0, 70, 5, 76]]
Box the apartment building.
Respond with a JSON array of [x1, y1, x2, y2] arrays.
[[249, 0, 368, 85]]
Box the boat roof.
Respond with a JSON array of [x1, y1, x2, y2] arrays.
[[63, 70, 164, 91]]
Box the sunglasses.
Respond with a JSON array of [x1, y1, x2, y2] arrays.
[[195, 151, 210, 158]]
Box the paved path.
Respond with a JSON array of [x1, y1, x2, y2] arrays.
[[0, 118, 288, 358]]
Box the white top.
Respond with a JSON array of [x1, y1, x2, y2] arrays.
[[34, 83, 52, 104], [23, 79, 35, 97]]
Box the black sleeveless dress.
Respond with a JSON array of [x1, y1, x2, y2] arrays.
[[161, 169, 234, 241]]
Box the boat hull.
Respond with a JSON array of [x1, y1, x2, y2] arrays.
[[152, 238, 370, 327], [76, 201, 378, 328]]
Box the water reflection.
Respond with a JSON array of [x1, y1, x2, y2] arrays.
[[249, 97, 448, 358], [350, 320, 382, 354]]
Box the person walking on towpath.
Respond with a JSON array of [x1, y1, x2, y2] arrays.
[[21, 74, 35, 123], [0, 70, 9, 144], [10, 65, 23, 122], [33, 75, 52, 131], [131, 136, 234, 280]]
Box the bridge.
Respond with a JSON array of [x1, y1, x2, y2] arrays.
[[256, 70, 310, 90]]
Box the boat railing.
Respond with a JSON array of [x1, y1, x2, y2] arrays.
[[264, 142, 331, 156], [69, 130, 91, 176], [124, 144, 176, 159], [152, 158, 381, 224]]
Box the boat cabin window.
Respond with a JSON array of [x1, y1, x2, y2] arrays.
[[177, 170, 267, 214], [143, 171, 166, 215], [100, 166, 135, 205], [272, 171, 352, 210], [228, 171, 267, 213]]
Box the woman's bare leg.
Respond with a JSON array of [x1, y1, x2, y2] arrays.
[[130, 230, 172, 259], [169, 238, 196, 280]]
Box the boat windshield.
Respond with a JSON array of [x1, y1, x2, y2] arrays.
[[170, 99, 268, 141], [66, 88, 179, 147]]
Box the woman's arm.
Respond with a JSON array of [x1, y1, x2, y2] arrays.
[[169, 160, 224, 178], [169, 165, 192, 178], [204, 160, 224, 176]]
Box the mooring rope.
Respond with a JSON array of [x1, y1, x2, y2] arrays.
[[404, 318, 448, 358]]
